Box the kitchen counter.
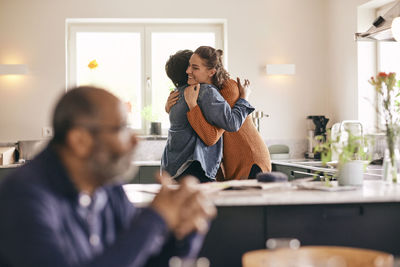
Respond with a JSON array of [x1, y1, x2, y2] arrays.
[[124, 179, 400, 207], [132, 160, 160, 166], [0, 161, 161, 184], [210, 180, 400, 206], [272, 159, 383, 180], [272, 158, 337, 174], [0, 163, 23, 168], [124, 180, 400, 267], [0, 161, 160, 168]]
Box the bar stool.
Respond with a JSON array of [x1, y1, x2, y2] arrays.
[[242, 246, 394, 267]]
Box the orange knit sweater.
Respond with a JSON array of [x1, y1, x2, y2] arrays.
[[187, 79, 271, 180]]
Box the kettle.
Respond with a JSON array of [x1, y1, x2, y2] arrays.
[[330, 120, 364, 161]]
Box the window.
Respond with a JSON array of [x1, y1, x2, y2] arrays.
[[357, 2, 400, 133], [375, 4, 400, 130], [67, 20, 225, 134]]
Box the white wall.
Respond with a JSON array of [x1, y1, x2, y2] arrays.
[[1, 0, 329, 145], [325, 0, 378, 126]]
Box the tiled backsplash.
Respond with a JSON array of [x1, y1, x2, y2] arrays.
[[135, 134, 391, 162], [135, 138, 309, 161], [1, 134, 388, 163], [135, 139, 166, 161], [265, 139, 308, 159]]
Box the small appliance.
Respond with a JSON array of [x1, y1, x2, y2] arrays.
[[305, 115, 329, 159]]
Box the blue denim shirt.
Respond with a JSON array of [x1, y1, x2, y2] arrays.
[[0, 145, 203, 267], [161, 84, 254, 179]]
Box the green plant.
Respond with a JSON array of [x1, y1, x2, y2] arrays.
[[141, 105, 159, 122], [313, 131, 338, 185], [313, 131, 336, 166], [313, 130, 372, 185], [337, 132, 371, 166]]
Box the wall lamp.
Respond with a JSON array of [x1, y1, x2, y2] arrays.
[[266, 64, 296, 75], [0, 64, 28, 75]]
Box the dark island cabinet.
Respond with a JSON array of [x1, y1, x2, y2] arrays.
[[131, 165, 160, 184], [200, 203, 400, 267]]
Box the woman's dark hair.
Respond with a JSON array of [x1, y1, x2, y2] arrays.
[[194, 46, 229, 88], [165, 50, 193, 87]]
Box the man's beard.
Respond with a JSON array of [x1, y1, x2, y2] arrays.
[[88, 144, 138, 186]]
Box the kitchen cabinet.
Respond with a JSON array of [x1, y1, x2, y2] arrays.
[[200, 203, 400, 267], [199, 206, 265, 267], [0, 165, 19, 181], [272, 164, 312, 180], [131, 165, 160, 184], [272, 160, 336, 180]]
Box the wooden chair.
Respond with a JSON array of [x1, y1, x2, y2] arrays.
[[242, 246, 394, 267]]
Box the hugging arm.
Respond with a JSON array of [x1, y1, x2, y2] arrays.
[[165, 90, 180, 113], [187, 106, 224, 146], [193, 83, 253, 137], [163, 86, 221, 145], [186, 79, 252, 146]]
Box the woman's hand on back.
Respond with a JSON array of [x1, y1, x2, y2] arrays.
[[184, 84, 200, 110], [165, 90, 180, 113], [237, 77, 251, 100]]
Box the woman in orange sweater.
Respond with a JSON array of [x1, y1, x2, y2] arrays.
[[168, 46, 271, 180]]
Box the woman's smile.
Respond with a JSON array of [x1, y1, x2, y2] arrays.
[[187, 74, 197, 85]]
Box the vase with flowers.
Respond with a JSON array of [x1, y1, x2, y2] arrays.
[[369, 72, 400, 183]]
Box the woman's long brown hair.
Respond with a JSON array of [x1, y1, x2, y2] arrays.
[[194, 46, 230, 89]]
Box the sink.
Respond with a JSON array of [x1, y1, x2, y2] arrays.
[[366, 165, 383, 175], [293, 161, 328, 168]]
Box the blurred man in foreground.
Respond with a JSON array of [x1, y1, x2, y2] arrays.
[[0, 86, 216, 267]]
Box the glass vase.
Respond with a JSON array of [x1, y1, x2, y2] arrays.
[[382, 148, 400, 183]]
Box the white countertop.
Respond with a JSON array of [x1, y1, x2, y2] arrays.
[[0, 163, 23, 168], [272, 159, 337, 174], [123, 179, 400, 207], [132, 160, 160, 166], [271, 159, 383, 179], [0, 161, 161, 168]]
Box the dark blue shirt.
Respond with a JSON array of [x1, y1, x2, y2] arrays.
[[162, 84, 254, 179], [0, 145, 203, 267]]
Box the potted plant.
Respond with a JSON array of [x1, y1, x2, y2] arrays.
[[141, 105, 161, 135], [314, 130, 371, 186]]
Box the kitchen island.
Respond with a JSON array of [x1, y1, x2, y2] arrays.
[[124, 179, 400, 267]]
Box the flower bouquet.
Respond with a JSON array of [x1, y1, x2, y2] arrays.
[[369, 72, 400, 182]]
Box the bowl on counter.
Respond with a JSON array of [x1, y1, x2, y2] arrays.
[[268, 144, 290, 160], [270, 153, 290, 160]]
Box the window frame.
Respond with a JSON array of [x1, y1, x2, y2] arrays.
[[66, 19, 226, 135], [375, 3, 399, 131]]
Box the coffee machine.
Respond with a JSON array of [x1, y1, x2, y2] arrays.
[[305, 115, 329, 159]]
